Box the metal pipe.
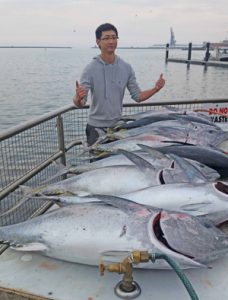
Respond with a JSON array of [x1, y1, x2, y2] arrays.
[[56, 115, 66, 166], [0, 151, 63, 200], [0, 104, 88, 141], [1, 100, 228, 141]]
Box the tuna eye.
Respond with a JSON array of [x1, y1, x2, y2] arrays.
[[170, 161, 175, 168]]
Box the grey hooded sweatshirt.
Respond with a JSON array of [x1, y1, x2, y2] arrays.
[[80, 55, 141, 128]]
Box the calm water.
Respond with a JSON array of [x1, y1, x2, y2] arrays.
[[0, 47, 228, 132]]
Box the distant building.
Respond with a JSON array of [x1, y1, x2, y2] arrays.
[[210, 39, 228, 49], [170, 27, 176, 47]]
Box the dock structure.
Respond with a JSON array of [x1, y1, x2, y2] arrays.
[[167, 57, 228, 68], [166, 42, 228, 68]]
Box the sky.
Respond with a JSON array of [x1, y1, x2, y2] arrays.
[[0, 0, 228, 47]]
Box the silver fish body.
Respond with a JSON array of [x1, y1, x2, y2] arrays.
[[42, 181, 228, 217], [122, 181, 228, 216], [110, 120, 227, 147], [69, 152, 172, 174], [40, 165, 163, 196], [69, 151, 219, 182], [153, 144, 228, 177], [92, 133, 175, 153], [1, 200, 228, 269], [39, 157, 211, 197]]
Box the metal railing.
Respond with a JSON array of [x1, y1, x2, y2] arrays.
[[0, 98, 228, 226], [0, 104, 89, 226]]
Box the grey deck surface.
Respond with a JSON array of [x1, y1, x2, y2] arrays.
[[0, 247, 228, 300]]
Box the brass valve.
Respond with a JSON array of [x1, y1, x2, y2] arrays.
[[99, 251, 150, 276], [130, 250, 150, 264], [99, 251, 150, 299], [100, 256, 134, 291]]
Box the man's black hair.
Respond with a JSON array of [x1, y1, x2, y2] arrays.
[[95, 23, 118, 39]]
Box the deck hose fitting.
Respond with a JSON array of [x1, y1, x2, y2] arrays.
[[99, 250, 199, 300]]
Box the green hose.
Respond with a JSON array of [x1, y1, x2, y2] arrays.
[[149, 253, 199, 300]]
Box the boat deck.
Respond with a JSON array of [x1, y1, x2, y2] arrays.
[[1, 101, 228, 299], [1, 247, 228, 299]]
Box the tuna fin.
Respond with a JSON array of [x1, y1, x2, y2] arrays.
[[168, 153, 207, 182], [117, 149, 156, 170], [10, 242, 48, 252], [180, 202, 212, 213], [76, 191, 92, 197], [92, 194, 152, 215], [136, 144, 167, 159]]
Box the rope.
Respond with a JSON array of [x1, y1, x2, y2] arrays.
[[149, 253, 199, 300]]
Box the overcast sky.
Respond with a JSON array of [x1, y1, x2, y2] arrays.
[[1, 0, 228, 47]]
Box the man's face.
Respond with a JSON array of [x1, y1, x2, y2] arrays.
[[96, 30, 118, 53]]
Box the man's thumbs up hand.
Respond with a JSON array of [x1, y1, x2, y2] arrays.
[[74, 80, 86, 108], [155, 73, 165, 92]]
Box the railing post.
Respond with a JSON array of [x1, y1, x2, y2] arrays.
[[165, 43, 169, 62], [56, 115, 66, 166], [204, 42, 211, 61], [187, 43, 192, 61]]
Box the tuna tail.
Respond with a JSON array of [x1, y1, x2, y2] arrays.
[[39, 161, 69, 185], [0, 194, 31, 218], [0, 193, 65, 218], [0, 179, 59, 218]]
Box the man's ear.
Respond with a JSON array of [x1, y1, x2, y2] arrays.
[[96, 39, 101, 49]]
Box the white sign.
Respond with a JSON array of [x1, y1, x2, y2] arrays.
[[200, 103, 228, 123]]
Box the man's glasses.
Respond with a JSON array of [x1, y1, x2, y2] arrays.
[[100, 36, 119, 41]]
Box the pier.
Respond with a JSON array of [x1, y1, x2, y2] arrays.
[[165, 42, 228, 68]]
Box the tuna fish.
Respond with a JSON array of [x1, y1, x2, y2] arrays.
[[108, 119, 227, 147], [91, 132, 175, 153], [1, 198, 228, 269], [138, 143, 228, 177], [115, 112, 217, 130], [65, 149, 219, 182], [35, 181, 228, 217], [122, 181, 228, 216], [29, 151, 214, 198], [120, 107, 183, 121], [1, 150, 218, 218]]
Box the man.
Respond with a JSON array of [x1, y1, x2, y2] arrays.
[[73, 23, 165, 146]]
